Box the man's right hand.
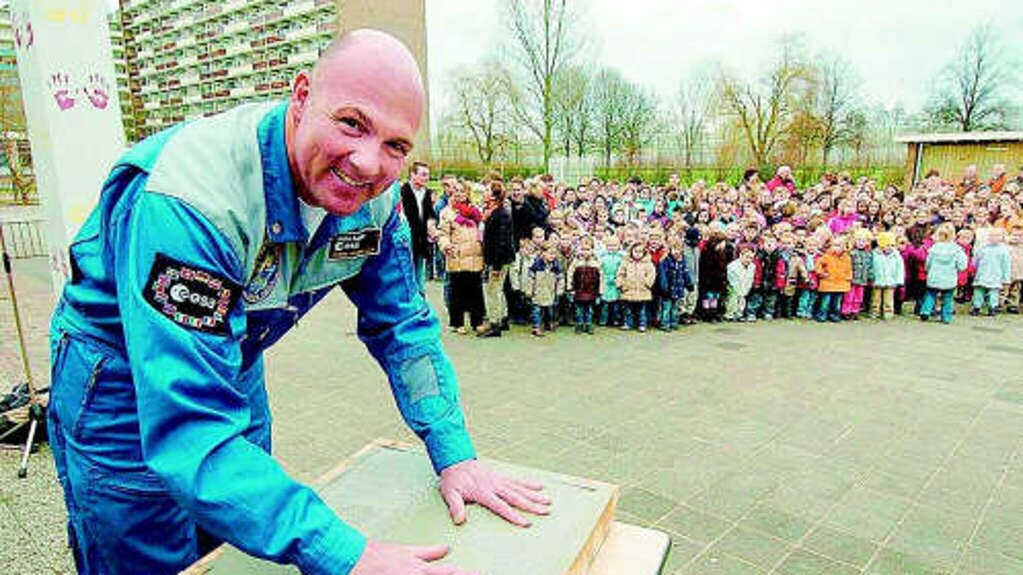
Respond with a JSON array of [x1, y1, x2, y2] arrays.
[[350, 540, 479, 575]]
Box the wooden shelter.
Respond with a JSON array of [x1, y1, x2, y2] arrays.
[[894, 132, 1023, 190]]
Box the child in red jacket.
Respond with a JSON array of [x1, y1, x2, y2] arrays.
[[955, 228, 975, 304]]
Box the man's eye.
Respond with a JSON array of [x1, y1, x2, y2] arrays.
[[388, 142, 409, 156], [337, 116, 361, 130]]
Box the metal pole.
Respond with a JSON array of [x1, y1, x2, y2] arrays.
[[0, 224, 34, 390], [0, 223, 41, 478]]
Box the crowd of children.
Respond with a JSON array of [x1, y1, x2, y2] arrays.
[[433, 166, 1023, 335]]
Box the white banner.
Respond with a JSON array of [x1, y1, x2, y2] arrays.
[[11, 0, 125, 294]]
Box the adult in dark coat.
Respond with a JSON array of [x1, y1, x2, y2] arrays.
[[399, 161, 436, 288], [509, 178, 548, 244], [479, 181, 516, 337]]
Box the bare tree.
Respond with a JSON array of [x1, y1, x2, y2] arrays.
[[552, 65, 592, 158], [505, 0, 580, 171], [844, 109, 869, 165], [619, 85, 658, 166], [450, 62, 518, 166], [590, 68, 628, 169], [814, 54, 861, 166], [672, 68, 714, 169], [717, 37, 812, 165], [927, 24, 1016, 131]]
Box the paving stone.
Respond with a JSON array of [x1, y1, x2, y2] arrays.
[[2, 254, 1022, 573]]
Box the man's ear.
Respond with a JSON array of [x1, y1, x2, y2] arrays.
[[289, 70, 312, 126]]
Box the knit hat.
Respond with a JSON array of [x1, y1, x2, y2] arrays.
[[876, 231, 895, 248]]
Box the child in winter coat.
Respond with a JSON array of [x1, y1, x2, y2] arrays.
[[954, 228, 976, 304], [698, 226, 734, 322], [870, 232, 905, 320], [920, 223, 968, 323], [899, 226, 931, 315], [655, 240, 694, 330], [815, 236, 853, 322], [971, 227, 1012, 316], [775, 231, 796, 318], [753, 234, 789, 320], [509, 238, 540, 325], [680, 227, 702, 324], [842, 229, 874, 319], [616, 242, 656, 331], [725, 246, 756, 321], [554, 232, 576, 326], [598, 235, 625, 326], [527, 245, 563, 337], [794, 236, 820, 319], [568, 236, 603, 334], [1001, 223, 1023, 313], [646, 227, 668, 326]]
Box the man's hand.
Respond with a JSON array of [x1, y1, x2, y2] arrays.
[[438, 459, 551, 527], [350, 540, 479, 575]]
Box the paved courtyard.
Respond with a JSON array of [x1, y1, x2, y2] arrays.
[[1, 255, 1022, 575]]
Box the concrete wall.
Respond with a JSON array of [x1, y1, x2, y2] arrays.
[[337, 0, 430, 162]]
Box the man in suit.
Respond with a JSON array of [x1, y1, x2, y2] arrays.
[[400, 161, 435, 288]]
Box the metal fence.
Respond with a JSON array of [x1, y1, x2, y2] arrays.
[[0, 219, 47, 259]]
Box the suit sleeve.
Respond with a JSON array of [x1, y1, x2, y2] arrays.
[[113, 186, 366, 575], [342, 200, 476, 473]]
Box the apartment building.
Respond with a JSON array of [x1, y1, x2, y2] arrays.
[[0, 5, 32, 198], [107, 14, 137, 142], [118, 0, 339, 140]]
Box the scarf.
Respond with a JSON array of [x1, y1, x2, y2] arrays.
[[453, 201, 482, 227]]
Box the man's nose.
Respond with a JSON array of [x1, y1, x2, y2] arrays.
[[347, 140, 382, 179]]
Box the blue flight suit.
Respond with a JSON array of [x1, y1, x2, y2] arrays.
[[47, 101, 476, 575]]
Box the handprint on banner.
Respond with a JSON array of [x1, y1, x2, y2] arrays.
[[49, 73, 77, 111], [83, 74, 110, 110], [12, 12, 34, 51]]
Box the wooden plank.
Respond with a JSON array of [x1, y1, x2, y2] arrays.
[[589, 522, 670, 575], [185, 440, 618, 575]]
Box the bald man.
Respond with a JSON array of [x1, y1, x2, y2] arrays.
[[47, 30, 547, 575]]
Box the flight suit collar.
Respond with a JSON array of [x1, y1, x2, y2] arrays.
[[258, 101, 306, 244]]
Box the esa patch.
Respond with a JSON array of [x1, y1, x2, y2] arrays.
[[327, 228, 381, 260], [143, 253, 241, 335]]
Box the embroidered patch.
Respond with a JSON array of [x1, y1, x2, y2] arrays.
[[243, 242, 282, 304], [143, 253, 241, 335], [327, 229, 381, 260]]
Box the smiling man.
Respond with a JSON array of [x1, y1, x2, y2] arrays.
[[47, 29, 548, 575]]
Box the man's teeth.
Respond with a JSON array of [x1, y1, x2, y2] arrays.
[[331, 167, 367, 188]]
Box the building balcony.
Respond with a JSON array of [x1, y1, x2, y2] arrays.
[[290, 50, 319, 66], [284, 1, 317, 17]]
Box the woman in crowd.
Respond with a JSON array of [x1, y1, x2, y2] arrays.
[[437, 180, 486, 334]]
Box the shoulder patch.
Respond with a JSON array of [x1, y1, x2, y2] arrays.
[[143, 253, 241, 335]]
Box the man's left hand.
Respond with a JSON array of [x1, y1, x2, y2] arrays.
[[438, 459, 551, 527]]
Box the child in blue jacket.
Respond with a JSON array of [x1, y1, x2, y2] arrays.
[[920, 223, 967, 323], [655, 239, 694, 330], [971, 227, 1012, 316]]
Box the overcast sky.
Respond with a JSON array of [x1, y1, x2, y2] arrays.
[[425, 0, 1022, 125], [103, 0, 1022, 125]]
